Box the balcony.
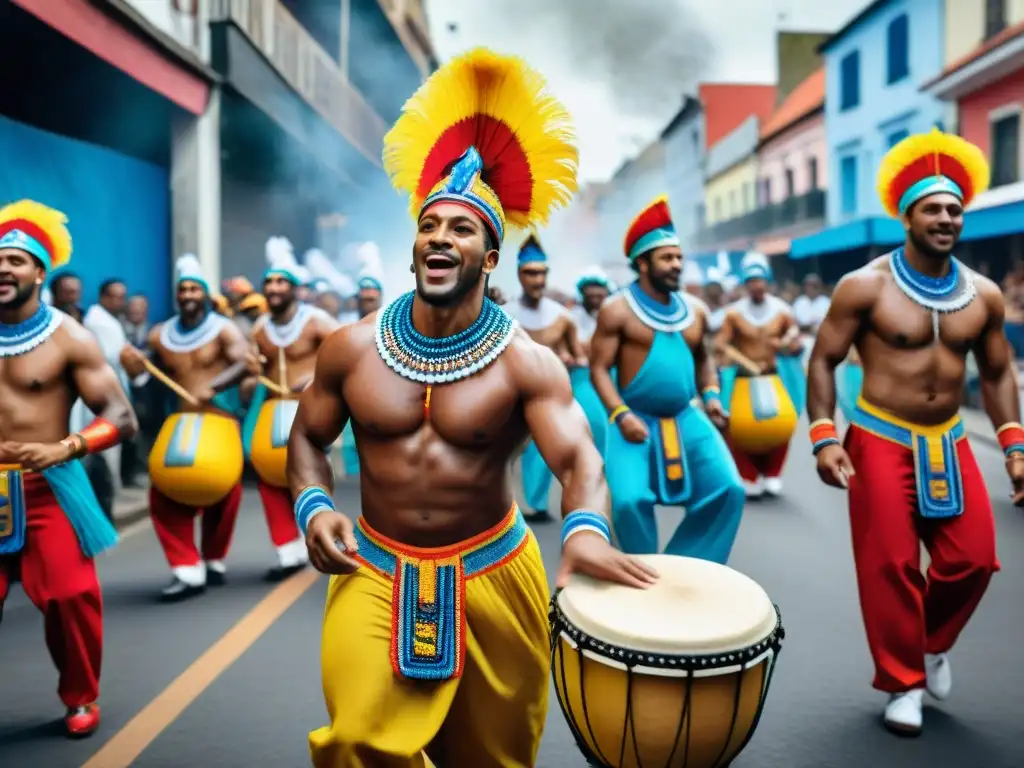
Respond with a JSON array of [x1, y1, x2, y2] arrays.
[[696, 189, 826, 249], [210, 0, 388, 165]]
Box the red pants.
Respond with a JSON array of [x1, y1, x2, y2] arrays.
[[149, 484, 242, 568], [0, 474, 102, 707], [845, 425, 999, 693], [257, 481, 299, 547], [729, 440, 789, 482]]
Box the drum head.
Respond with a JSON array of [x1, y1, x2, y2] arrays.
[[556, 554, 777, 655]]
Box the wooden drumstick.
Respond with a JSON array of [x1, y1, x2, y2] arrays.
[[277, 348, 287, 391], [142, 358, 200, 406], [722, 345, 763, 376], [259, 376, 290, 397]]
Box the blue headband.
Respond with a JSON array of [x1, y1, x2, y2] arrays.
[[264, 267, 303, 286], [576, 275, 611, 294], [0, 229, 52, 271], [358, 276, 382, 292], [742, 264, 771, 283], [898, 175, 963, 214], [628, 227, 680, 262], [421, 147, 505, 243], [518, 243, 547, 267]]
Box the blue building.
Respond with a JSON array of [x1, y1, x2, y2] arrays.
[[660, 97, 706, 254], [790, 0, 946, 279]]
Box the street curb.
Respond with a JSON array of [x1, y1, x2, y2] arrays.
[[114, 502, 150, 531]]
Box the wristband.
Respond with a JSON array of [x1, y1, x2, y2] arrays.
[[295, 485, 335, 535], [66, 417, 122, 458], [997, 422, 1024, 458], [809, 418, 840, 456], [702, 386, 721, 406], [561, 510, 611, 547], [608, 405, 630, 425]]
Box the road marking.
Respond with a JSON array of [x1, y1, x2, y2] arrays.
[[80, 569, 321, 768]]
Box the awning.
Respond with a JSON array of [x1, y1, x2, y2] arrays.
[[789, 217, 903, 260], [960, 197, 1024, 242]]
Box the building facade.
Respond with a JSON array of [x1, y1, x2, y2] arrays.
[[660, 97, 705, 253]]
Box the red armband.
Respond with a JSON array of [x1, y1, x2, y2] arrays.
[[997, 422, 1024, 458], [70, 418, 122, 457], [809, 418, 839, 456]]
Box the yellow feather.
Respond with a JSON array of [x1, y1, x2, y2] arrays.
[[876, 128, 990, 218], [0, 199, 72, 269], [383, 48, 579, 231]]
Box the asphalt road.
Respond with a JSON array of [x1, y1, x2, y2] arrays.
[[1, 425, 1023, 768]]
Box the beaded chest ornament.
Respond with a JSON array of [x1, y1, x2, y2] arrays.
[[0, 303, 63, 358], [622, 281, 695, 333], [889, 248, 975, 344]]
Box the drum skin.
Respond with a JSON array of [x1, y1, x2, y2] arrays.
[[250, 399, 299, 489], [149, 412, 244, 506], [727, 374, 797, 454]]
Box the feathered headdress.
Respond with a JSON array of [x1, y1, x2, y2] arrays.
[[382, 48, 579, 244], [740, 251, 771, 283], [624, 196, 679, 261], [264, 236, 304, 285], [877, 128, 990, 218], [683, 259, 704, 287], [175, 254, 209, 293], [0, 200, 72, 272], [575, 265, 615, 297], [517, 233, 547, 268], [305, 248, 356, 297]]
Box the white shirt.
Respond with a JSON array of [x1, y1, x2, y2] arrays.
[[792, 295, 830, 332]]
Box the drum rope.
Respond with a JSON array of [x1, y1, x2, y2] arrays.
[[708, 673, 746, 767], [663, 677, 694, 768]]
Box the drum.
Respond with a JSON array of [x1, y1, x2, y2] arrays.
[[249, 398, 299, 488], [149, 412, 244, 507], [727, 374, 798, 454], [551, 554, 784, 768]]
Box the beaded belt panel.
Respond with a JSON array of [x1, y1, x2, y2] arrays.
[[353, 505, 529, 681], [0, 470, 26, 555]]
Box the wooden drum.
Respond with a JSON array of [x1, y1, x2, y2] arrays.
[[149, 412, 244, 507], [551, 554, 784, 768], [727, 374, 797, 454], [249, 399, 299, 489]]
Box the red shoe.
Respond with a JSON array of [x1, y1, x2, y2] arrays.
[[65, 703, 100, 738]]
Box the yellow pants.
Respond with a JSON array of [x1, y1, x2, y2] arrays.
[[310, 505, 551, 768]]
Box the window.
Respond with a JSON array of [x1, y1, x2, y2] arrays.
[[762, 178, 772, 205], [729, 190, 737, 216], [743, 182, 753, 211], [888, 128, 910, 147], [840, 51, 861, 110], [986, 0, 1007, 40], [808, 157, 819, 189], [840, 155, 858, 215], [935, 120, 945, 133], [692, 128, 700, 152], [714, 197, 722, 220], [887, 15, 909, 84], [785, 168, 795, 197], [991, 112, 1020, 187]]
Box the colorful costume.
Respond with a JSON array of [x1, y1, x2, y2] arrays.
[[605, 197, 744, 565], [301, 47, 579, 767], [569, 266, 616, 452], [836, 130, 997, 718], [0, 200, 120, 736], [719, 253, 804, 496], [148, 255, 244, 599]]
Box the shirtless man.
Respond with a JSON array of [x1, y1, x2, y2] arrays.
[[245, 252, 339, 581], [121, 255, 250, 601], [715, 253, 805, 497], [807, 130, 1017, 735], [504, 234, 586, 522], [287, 48, 656, 767], [591, 196, 744, 564], [0, 200, 137, 737], [569, 267, 614, 451]]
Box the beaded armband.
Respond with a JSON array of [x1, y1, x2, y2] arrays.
[[809, 418, 840, 456], [63, 417, 121, 459], [561, 510, 612, 547], [294, 486, 335, 535], [997, 422, 1024, 459], [608, 405, 631, 425], [702, 386, 721, 406]]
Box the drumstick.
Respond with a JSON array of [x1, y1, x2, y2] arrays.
[[259, 376, 291, 397], [277, 348, 287, 391], [722, 345, 763, 376], [142, 358, 200, 406]]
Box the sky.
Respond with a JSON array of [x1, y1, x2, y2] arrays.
[[425, 0, 870, 183]]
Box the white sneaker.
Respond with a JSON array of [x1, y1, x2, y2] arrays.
[[925, 653, 952, 700], [884, 689, 923, 735], [763, 477, 783, 496], [743, 478, 764, 498]]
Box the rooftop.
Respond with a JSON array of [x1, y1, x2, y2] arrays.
[[759, 68, 825, 143], [699, 83, 777, 150]]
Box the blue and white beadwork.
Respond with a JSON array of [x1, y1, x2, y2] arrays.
[[0, 303, 63, 358], [812, 436, 840, 456], [294, 486, 335, 535], [159, 311, 229, 354], [889, 248, 975, 314], [375, 291, 517, 384], [561, 510, 612, 547], [622, 282, 695, 333]]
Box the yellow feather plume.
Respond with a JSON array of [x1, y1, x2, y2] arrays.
[[0, 199, 72, 270], [383, 48, 579, 231]]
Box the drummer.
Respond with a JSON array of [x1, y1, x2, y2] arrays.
[[121, 255, 250, 601], [287, 47, 655, 767], [568, 266, 615, 451], [0, 200, 138, 738], [505, 234, 587, 522], [590, 196, 745, 564], [244, 238, 339, 581], [715, 253, 804, 498]]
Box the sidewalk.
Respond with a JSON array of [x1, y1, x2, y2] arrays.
[[113, 481, 150, 529], [961, 407, 998, 448]]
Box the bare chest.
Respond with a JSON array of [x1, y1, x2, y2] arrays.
[[156, 340, 222, 376], [623, 313, 701, 351], [255, 326, 319, 364], [0, 342, 68, 395], [731, 312, 786, 341], [871, 285, 987, 351]]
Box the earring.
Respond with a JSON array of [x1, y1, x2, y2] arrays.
[[409, 264, 415, 273]]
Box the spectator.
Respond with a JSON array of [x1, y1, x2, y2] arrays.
[[121, 293, 156, 487], [50, 270, 83, 321]]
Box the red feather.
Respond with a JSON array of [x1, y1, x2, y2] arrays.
[[887, 154, 976, 214], [624, 199, 674, 257]]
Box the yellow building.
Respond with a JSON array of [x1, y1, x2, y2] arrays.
[[704, 157, 758, 225], [944, 0, 1024, 65]]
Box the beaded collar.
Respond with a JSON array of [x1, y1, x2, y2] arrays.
[[375, 291, 517, 384], [0, 303, 63, 358], [159, 310, 229, 354], [622, 282, 694, 333], [733, 295, 789, 327], [262, 303, 325, 349], [888, 248, 975, 313]]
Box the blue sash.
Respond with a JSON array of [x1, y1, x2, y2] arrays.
[[242, 382, 270, 460]]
